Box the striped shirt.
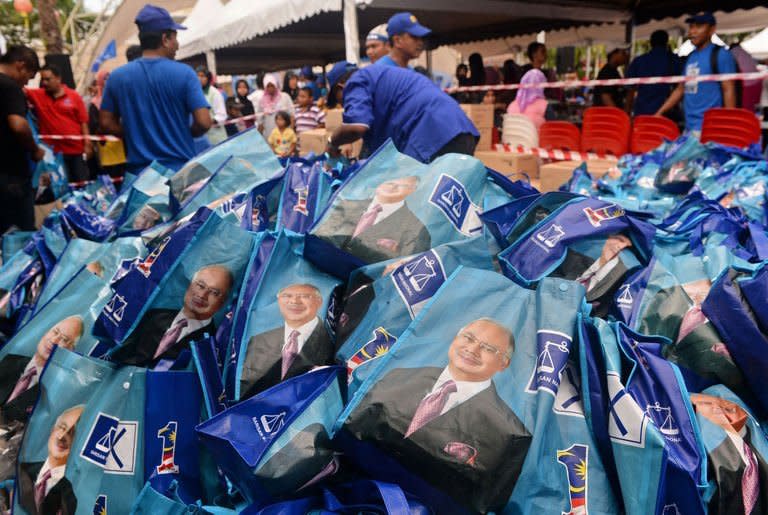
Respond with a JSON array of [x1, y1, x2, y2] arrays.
[[294, 105, 326, 133]]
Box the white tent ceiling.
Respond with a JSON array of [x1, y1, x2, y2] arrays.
[[742, 27, 768, 59]]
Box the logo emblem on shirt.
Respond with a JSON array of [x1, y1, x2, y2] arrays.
[[429, 174, 482, 236], [557, 444, 589, 515], [583, 203, 624, 227], [80, 413, 138, 474]]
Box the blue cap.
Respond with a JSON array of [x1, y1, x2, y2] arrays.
[[135, 4, 187, 32], [685, 12, 716, 25], [327, 61, 357, 91], [387, 12, 431, 38]]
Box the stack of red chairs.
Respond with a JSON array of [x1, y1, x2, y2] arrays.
[[539, 121, 580, 151], [630, 115, 681, 154], [580, 107, 631, 156], [700, 108, 761, 149]]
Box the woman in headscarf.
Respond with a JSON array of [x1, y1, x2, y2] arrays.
[[282, 71, 299, 102], [248, 73, 295, 136], [196, 66, 228, 146], [234, 79, 255, 127], [88, 69, 126, 178], [506, 69, 554, 130]]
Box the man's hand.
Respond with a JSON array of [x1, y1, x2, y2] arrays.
[[31, 146, 45, 162], [84, 140, 94, 160]]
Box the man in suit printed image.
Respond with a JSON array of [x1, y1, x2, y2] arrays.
[[0, 315, 83, 423], [344, 318, 531, 513], [18, 405, 84, 515], [110, 264, 232, 367], [240, 283, 333, 399], [314, 176, 431, 263]]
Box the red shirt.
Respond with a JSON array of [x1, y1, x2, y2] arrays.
[[26, 86, 88, 155]]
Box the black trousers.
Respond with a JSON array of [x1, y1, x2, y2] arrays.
[[62, 154, 89, 182], [0, 177, 34, 232], [429, 132, 479, 162]]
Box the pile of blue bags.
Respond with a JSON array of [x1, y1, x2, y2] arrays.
[[0, 126, 766, 515]]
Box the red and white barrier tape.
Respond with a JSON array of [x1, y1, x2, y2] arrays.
[[447, 70, 768, 93], [494, 143, 619, 162], [39, 112, 266, 142], [68, 175, 124, 188]]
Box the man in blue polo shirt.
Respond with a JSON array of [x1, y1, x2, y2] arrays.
[[99, 4, 211, 174], [626, 30, 682, 116], [655, 12, 736, 132], [376, 12, 431, 68], [325, 61, 479, 163]]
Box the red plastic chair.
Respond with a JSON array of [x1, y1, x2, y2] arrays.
[[630, 115, 681, 154], [581, 106, 630, 156], [700, 108, 761, 149], [539, 121, 581, 151]]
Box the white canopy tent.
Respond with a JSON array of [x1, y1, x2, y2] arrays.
[[743, 28, 768, 59]]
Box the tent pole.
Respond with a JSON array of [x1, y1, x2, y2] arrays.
[[343, 0, 360, 64], [626, 15, 635, 59], [205, 50, 217, 76]]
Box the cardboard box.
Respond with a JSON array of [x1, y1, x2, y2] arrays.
[[325, 108, 343, 132], [538, 158, 619, 192], [460, 104, 493, 128], [298, 128, 327, 156], [474, 150, 540, 179], [476, 127, 493, 152]]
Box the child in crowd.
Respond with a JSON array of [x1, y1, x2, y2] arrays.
[[268, 111, 296, 157], [294, 86, 326, 134], [224, 97, 246, 137]]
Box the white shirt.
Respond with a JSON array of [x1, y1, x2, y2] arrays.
[[364, 200, 404, 226], [247, 90, 295, 136], [19, 358, 43, 392], [429, 368, 491, 416], [35, 458, 65, 497], [282, 317, 319, 354], [576, 255, 620, 292], [170, 311, 212, 343], [725, 425, 750, 463]]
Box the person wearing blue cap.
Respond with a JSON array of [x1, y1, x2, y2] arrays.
[[99, 4, 212, 174], [376, 12, 431, 68], [655, 12, 737, 133], [325, 60, 479, 163]]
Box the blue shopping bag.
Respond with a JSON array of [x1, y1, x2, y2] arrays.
[[276, 160, 334, 234], [196, 366, 345, 507], [336, 266, 618, 514], [308, 141, 512, 275], [12, 347, 202, 514], [228, 231, 341, 402]]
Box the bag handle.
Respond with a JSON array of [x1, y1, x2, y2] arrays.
[[323, 480, 411, 514]]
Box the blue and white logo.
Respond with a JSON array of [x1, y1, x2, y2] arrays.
[[526, 330, 572, 396], [391, 250, 447, 318], [533, 223, 565, 251], [253, 412, 286, 441], [80, 413, 138, 474], [429, 174, 482, 236], [103, 293, 127, 324], [606, 372, 648, 448], [553, 360, 584, 417]]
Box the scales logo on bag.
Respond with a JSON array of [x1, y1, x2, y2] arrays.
[[533, 224, 566, 252], [616, 284, 633, 307], [526, 330, 573, 396], [429, 174, 482, 236], [156, 421, 180, 474], [103, 293, 128, 324], [253, 412, 286, 441], [557, 444, 589, 515], [93, 494, 107, 515], [583, 203, 625, 227], [80, 413, 138, 474], [392, 250, 447, 318]]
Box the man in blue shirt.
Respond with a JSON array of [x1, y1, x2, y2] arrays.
[[376, 12, 431, 68], [99, 4, 211, 174], [325, 61, 479, 163], [655, 12, 736, 132], [626, 30, 682, 116]]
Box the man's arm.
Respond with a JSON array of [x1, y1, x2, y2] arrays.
[[327, 124, 367, 157], [655, 83, 684, 116], [99, 110, 123, 137], [600, 92, 616, 107], [625, 88, 636, 114], [191, 107, 212, 137], [721, 80, 736, 108], [81, 122, 92, 158], [8, 115, 44, 162]]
